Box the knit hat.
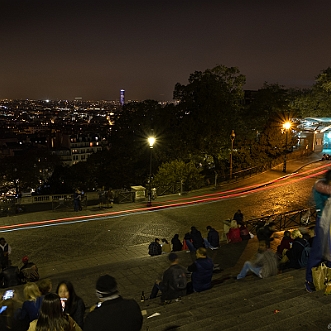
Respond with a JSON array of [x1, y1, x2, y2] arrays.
[[96, 275, 118, 298], [22, 256, 29, 263]]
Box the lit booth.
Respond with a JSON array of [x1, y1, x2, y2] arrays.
[[130, 186, 146, 202]]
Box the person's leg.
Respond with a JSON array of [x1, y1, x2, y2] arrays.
[[204, 238, 211, 249], [149, 283, 160, 299], [185, 240, 196, 252], [237, 261, 262, 279], [306, 217, 323, 285]]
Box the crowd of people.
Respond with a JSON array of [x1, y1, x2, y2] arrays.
[[2, 166, 331, 330], [0, 275, 143, 331]]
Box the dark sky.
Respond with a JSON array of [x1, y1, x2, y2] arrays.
[[1, 0, 331, 101]]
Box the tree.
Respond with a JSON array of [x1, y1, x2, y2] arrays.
[[173, 65, 246, 171], [153, 160, 204, 191]]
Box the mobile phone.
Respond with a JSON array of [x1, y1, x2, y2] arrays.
[[2, 290, 14, 300], [60, 298, 67, 311]]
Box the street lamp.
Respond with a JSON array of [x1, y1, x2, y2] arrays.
[[147, 136, 155, 207], [282, 121, 291, 173], [229, 130, 235, 179]]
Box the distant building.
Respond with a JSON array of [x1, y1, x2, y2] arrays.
[[120, 89, 125, 106], [51, 132, 107, 166]]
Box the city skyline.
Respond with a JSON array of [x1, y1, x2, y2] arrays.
[[1, 0, 331, 101]]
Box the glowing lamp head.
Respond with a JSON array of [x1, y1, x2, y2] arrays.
[[148, 136, 155, 148], [283, 121, 291, 130]]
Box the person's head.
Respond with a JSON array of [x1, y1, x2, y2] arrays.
[[36, 293, 69, 331], [168, 252, 179, 264], [268, 222, 277, 232], [291, 229, 303, 239], [206, 226, 212, 231], [155, 238, 160, 243], [196, 247, 207, 259], [284, 230, 291, 238], [324, 170, 331, 184], [95, 275, 118, 301], [237, 209, 241, 213], [24, 282, 41, 301], [56, 280, 78, 308], [230, 220, 238, 229], [162, 238, 169, 244], [258, 240, 268, 253], [38, 278, 53, 295], [191, 226, 197, 233], [173, 234, 179, 239], [22, 256, 29, 265], [39, 293, 62, 319], [0, 237, 6, 246]]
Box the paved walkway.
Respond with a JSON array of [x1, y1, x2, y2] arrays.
[[0, 152, 326, 309]]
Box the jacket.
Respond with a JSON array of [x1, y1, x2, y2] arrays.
[[159, 264, 187, 301], [84, 297, 143, 331], [148, 242, 162, 256], [188, 257, 214, 292], [207, 228, 220, 247]]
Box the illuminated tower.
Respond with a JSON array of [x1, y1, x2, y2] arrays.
[[120, 89, 125, 106]]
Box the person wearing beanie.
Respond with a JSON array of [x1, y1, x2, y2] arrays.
[[84, 275, 142, 331], [149, 252, 187, 302]]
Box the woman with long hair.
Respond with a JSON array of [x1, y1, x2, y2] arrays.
[[18, 282, 43, 328], [56, 281, 85, 328], [27, 293, 82, 331]]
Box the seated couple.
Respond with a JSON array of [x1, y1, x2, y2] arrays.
[[149, 248, 214, 302]]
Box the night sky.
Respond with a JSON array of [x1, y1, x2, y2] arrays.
[[1, 0, 331, 101]]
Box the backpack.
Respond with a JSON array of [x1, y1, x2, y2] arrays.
[[170, 265, 187, 290], [21, 264, 39, 282], [297, 240, 311, 268]]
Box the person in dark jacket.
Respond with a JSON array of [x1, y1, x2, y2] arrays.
[[171, 234, 183, 251], [148, 238, 162, 256], [84, 275, 142, 331], [56, 280, 85, 329], [257, 222, 277, 247], [233, 209, 244, 226], [149, 252, 187, 301], [187, 247, 214, 293], [189, 226, 204, 251], [280, 230, 309, 270], [204, 226, 219, 249]]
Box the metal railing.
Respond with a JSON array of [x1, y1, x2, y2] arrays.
[[246, 207, 317, 234]]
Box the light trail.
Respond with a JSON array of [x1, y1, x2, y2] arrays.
[[0, 165, 328, 233]]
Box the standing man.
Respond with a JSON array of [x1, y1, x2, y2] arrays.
[[305, 170, 331, 292], [233, 209, 244, 226], [149, 252, 187, 302], [84, 274, 142, 331], [187, 247, 214, 293], [0, 237, 11, 269]]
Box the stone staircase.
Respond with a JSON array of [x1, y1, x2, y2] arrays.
[[140, 260, 331, 331]]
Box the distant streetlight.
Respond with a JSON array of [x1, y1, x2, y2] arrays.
[[229, 130, 235, 179], [147, 136, 155, 207], [282, 121, 291, 173]]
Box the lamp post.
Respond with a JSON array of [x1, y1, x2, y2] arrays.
[[282, 121, 291, 173], [229, 130, 235, 179], [147, 136, 155, 207]]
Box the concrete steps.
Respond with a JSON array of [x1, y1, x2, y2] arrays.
[[140, 268, 331, 331]]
